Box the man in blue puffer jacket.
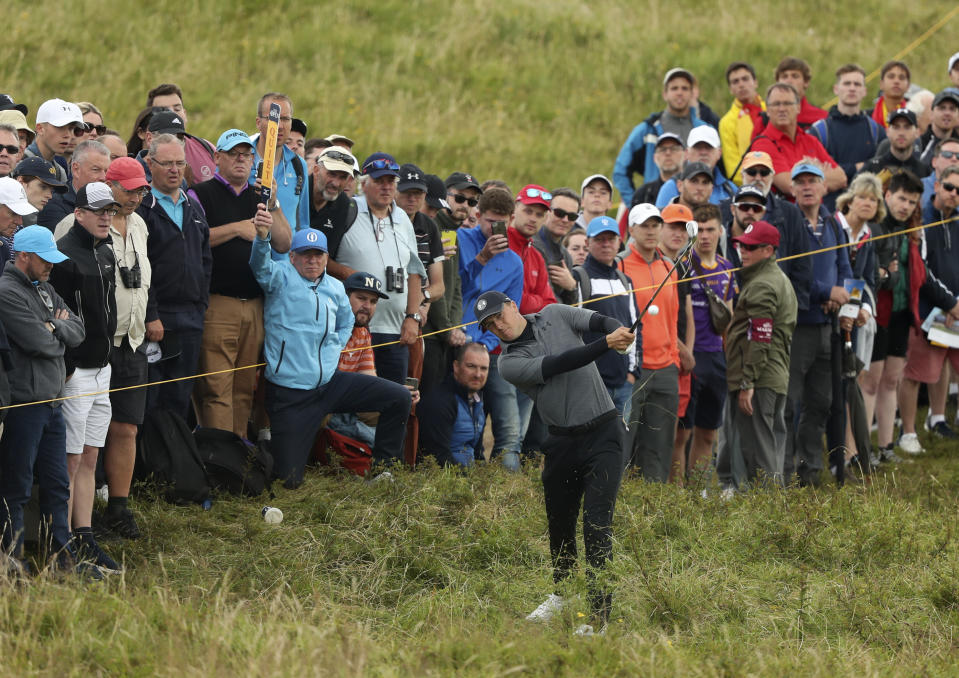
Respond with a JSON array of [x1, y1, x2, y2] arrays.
[[250, 226, 411, 487]]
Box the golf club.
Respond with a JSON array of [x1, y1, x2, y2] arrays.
[[628, 220, 698, 333]]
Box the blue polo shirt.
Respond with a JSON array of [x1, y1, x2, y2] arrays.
[[151, 187, 185, 230], [249, 137, 309, 232]]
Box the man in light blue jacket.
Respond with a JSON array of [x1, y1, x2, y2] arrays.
[[250, 226, 411, 488]]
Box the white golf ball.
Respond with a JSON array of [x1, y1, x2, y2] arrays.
[[648, 304, 660, 316]]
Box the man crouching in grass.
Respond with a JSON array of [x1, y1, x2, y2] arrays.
[[477, 290, 637, 636]]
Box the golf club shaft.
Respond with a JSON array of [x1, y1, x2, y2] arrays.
[[629, 236, 697, 332]]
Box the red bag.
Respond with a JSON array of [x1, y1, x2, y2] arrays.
[[312, 429, 372, 477]]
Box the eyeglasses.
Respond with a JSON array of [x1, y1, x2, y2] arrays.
[[81, 206, 120, 217], [449, 193, 479, 207], [362, 158, 400, 174], [552, 207, 578, 222], [939, 150, 959, 160], [258, 114, 293, 123], [224, 149, 254, 161], [113, 183, 150, 197], [739, 243, 767, 251], [744, 167, 773, 177], [0, 144, 17, 154], [942, 182, 959, 194], [522, 188, 552, 201], [733, 202, 765, 214], [656, 144, 683, 153], [87, 125, 107, 136], [151, 158, 187, 169], [767, 101, 798, 109]]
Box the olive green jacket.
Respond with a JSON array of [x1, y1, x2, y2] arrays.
[[725, 256, 798, 395]]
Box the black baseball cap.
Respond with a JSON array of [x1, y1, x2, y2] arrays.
[[887, 108, 917, 126], [933, 88, 959, 109], [733, 184, 767, 205], [11, 157, 68, 192], [291, 118, 307, 136], [0, 94, 27, 115], [445, 171, 481, 192], [397, 163, 428, 192], [148, 110, 186, 135], [343, 271, 389, 299], [474, 290, 512, 328], [424, 174, 449, 210]]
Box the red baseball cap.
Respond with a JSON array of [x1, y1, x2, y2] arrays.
[[105, 157, 149, 190], [516, 184, 552, 209], [733, 220, 780, 248]]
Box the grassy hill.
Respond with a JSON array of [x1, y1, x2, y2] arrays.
[[4, 3, 959, 675], [6, 1, 957, 194]]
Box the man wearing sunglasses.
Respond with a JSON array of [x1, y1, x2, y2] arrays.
[[725, 220, 797, 488], [534, 188, 579, 304], [443, 171, 482, 227], [49, 182, 122, 573], [0, 225, 90, 577], [24, 98, 87, 185], [921, 138, 959, 204], [37, 139, 111, 233], [0, 123, 21, 178]]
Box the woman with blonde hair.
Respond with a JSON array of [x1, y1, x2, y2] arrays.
[[830, 172, 882, 480]]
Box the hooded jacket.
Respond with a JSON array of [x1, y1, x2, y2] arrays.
[[49, 221, 117, 373], [250, 234, 353, 390], [0, 265, 85, 405], [507, 226, 556, 315]]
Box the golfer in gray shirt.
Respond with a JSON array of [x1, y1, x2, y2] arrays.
[[476, 291, 636, 635]]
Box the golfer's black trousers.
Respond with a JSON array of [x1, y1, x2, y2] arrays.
[[541, 412, 626, 622]]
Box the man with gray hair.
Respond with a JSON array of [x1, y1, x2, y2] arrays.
[[136, 133, 211, 421], [38, 139, 111, 232]]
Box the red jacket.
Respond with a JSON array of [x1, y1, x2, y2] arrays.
[[507, 227, 556, 314], [797, 97, 827, 130]]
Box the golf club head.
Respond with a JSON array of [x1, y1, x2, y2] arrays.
[[686, 220, 699, 238]]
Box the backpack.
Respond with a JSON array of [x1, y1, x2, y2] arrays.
[[311, 428, 373, 477], [194, 428, 274, 497], [809, 116, 881, 155], [572, 265, 631, 307], [136, 409, 211, 505]]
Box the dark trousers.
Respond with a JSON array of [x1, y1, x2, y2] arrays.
[[146, 329, 203, 423], [627, 364, 679, 482], [371, 333, 409, 385], [421, 339, 450, 397], [542, 418, 626, 623], [731, 388, 787, 487], [266, 371, 411, 487], [0, 404, 71, 556], [784, 324, 833, 486]]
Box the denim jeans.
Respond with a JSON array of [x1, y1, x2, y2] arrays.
[[482, 352, 520, 467], [606, 381, 633, 417], [0, 404, 71, 556]]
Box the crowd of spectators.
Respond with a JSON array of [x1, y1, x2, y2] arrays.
[[1, 50, 959, 579]]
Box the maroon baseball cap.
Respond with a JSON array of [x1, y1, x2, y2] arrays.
[[516, 184, 552, 209], [733, 220, 780, 248], [105, 157, 149, 190]]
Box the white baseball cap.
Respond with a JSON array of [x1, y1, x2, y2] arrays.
[[687, 126, 721, 149], [628, 203, 662, 226], [0, 176, 38, 216], [35, 98, 84, 128], [949, 51, 959, 74], [580, 173, 613, 194]]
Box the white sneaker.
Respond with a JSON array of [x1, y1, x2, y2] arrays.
[[897, 433, 924, 455], [526, 594, 566, 622], [370, 471, 394, 483], [574, 623, 607, 637], [720, 487, 736, 501]]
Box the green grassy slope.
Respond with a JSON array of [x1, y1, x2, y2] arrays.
[[6, 1, 957, 193]]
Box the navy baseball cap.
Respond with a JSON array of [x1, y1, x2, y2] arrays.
[[12, 157, 68, 192], [14, 225, 68, 263], [445, 171, 481, 191], [361, 152, 400, 178], [0, 94, 27, 115], [344, 271, 389, 299], [290, 228, 328, 253], [586, 216, 619, 238], [474, 290, 513, 328]]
